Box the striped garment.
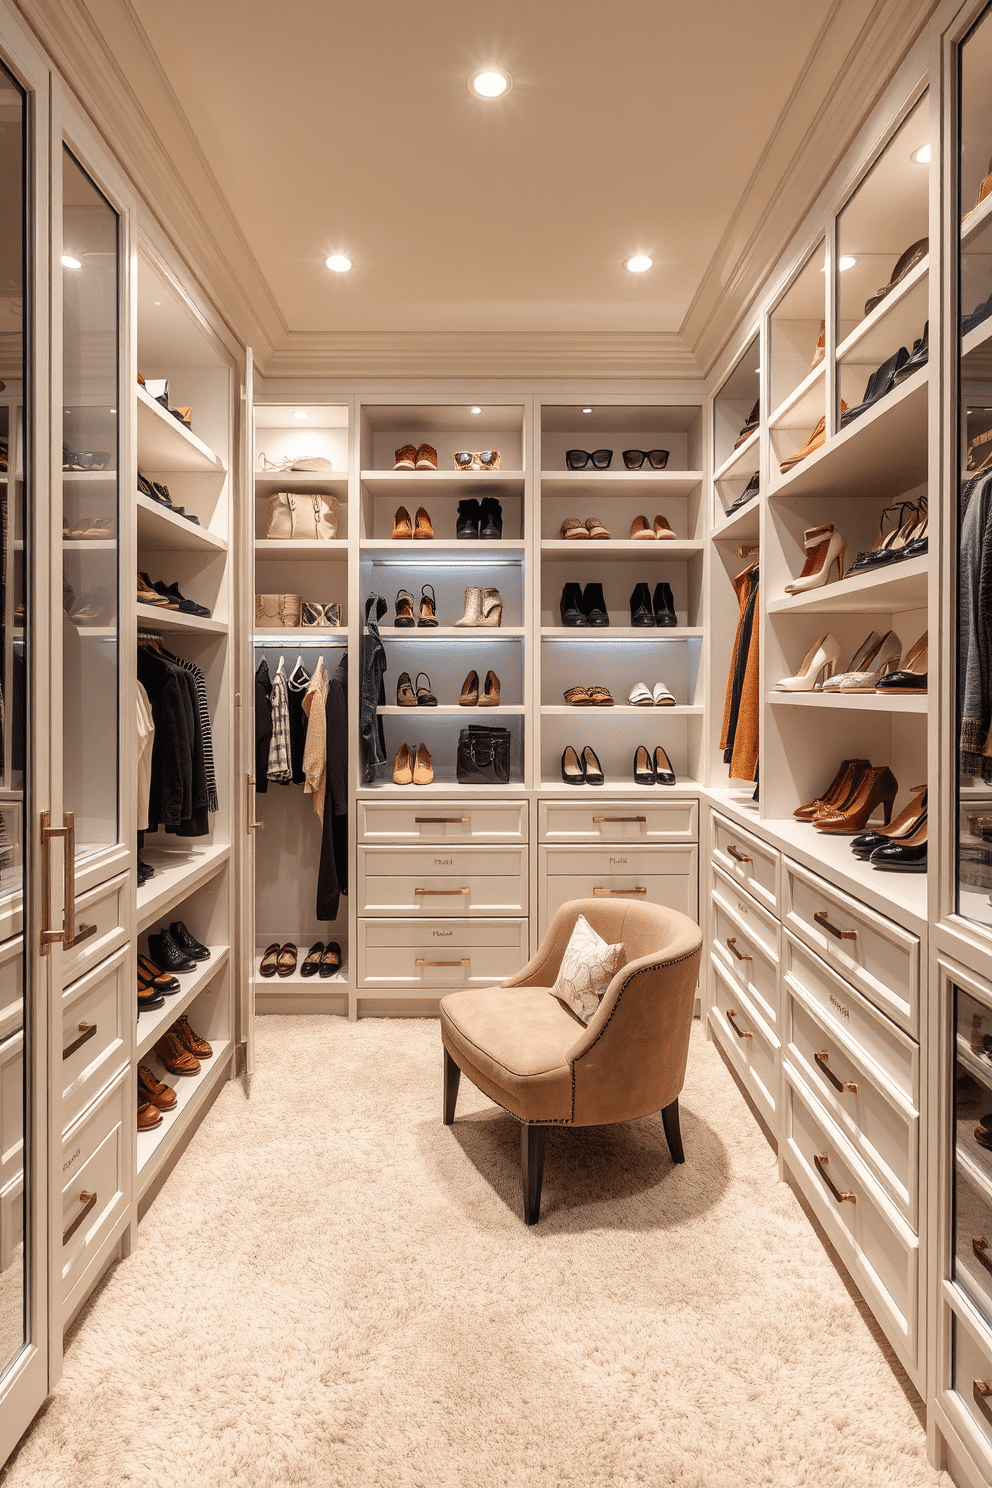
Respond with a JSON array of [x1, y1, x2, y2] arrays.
[[267, 660, 292, 783], [163, 649, 219, 812]]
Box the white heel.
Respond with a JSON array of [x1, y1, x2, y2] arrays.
[[785, 525, 848, 594], [774, 633, 842, 691], [837, 630, 902, 691]]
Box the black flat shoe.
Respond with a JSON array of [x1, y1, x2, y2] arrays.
[[634, 745, 655, 785], [581, 582, 609, 627], [560, 582, 586, 627], [653, 745, 676, 785], [415, 672, 438, 706], [561, 745, 585, 785], [581, 745, 604, 785], [170, 921, 211, 960], [630, 582, 655, 627], [300, 941, 324, 977], [456, 498, 481, 539], [320, 942, 342, 978], [653, 582, 677, 627]]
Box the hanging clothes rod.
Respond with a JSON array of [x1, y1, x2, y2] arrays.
[[253, 635, 347, 647]]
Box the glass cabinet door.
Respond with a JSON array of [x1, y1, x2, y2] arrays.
[[60, 147, 119, 867]]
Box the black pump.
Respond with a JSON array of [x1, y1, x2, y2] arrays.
[[633, 745, 655, 785], [581, 745, 605, 785], [630, 582, 655, 627], [456, 498, 481, 539], [560, 583, 586, 626], [581, 582, 609, 627]]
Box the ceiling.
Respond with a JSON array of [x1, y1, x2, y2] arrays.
[[128, 0, 851, 342]]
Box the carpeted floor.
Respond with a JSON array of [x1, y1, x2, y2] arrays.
[[1, 1016, 951, 1488]]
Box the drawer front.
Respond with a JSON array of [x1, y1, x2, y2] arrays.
[[0, 1028, 23, 1199], [61, 1076, 129, 1314], [950, 1303, 992, 1460], [954, 1169, 992, 1333], [358, 847, 527, 917], [784, 989, 918, 1223], [541, 846, 697, 936], [783, 859, 919, 1035], [709, 956, 780, 1130], [711, 858, 780, 960], [540, 798, 697, 843], [358, 918, 528, 990], [711, 882, 779, 1030], [358, 800, 528, 844], [62, 870, 129, 987], [785, 1071, 918, 1353], [0, 934, 22, 1034], [61, 947, 130, 1134], [782, 932, 917, 1106], [711, 811, 778, 913]]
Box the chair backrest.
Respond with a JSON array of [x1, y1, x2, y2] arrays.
[[548, 897, 702, 1127]]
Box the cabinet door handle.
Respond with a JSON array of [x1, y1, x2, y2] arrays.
[[40, 812, 96, 954], [726, 844, 752, 864], [415, 817, 470, 824], [62, 1189, 97, 1245], [975, 1380, 992, 1426], [416, 958, 470, 967], [726, 1009, 752, 1039], [593, 886, 647, 896], [815, 1050, 857, 1093], [592, 816, 646, 824], [726, 936, 752, 961], [415, 887, 470, 896], [814, 1152, 856, 1204], [247, 774, 263, 833], [814, 910, 857, 941], [973, 1237, 992, 1277], [63, 1022, 97, 1061]]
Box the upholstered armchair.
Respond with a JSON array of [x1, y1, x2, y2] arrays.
[[439, 897, 702, 1224]]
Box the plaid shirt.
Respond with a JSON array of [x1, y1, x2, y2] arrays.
[[267, 662, 292, 783]]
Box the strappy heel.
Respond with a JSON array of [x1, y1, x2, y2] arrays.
[[418, 583, 438, 627], [394, 589, 416, 627]]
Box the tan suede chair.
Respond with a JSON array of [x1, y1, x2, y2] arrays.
[[440, 897, 702, 1224]]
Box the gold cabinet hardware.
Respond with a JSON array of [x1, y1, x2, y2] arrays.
[[592, 816, 646, 824], [62, 1189, 97, 1245], [973, 1237, 992, 1277], [726, 1009, 752, 1039], [814, 1152, 856, 1204], [247, 775, 263, 833], [726, 937, 752, 962], [415, 887, 470, 895], [63, 1022, 97, 1061], [40, 811, 97, 955], [416, 958, 470, 967], [415, 817, 470, 824], [814, 910, 857, 941], [593, 886, 647, 896], [726, 844, 752, 864], [815, 1050, 857, 1094]]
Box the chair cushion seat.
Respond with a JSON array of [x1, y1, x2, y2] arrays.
[[440, 985, 580, 1123]]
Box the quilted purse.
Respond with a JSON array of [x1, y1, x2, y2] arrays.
[[301, 601, 342, 628], [254, 593, 302, 628], [266, 491, 339, 540]]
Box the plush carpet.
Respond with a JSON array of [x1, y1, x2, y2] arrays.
[[1, 1017, 950, 1488]]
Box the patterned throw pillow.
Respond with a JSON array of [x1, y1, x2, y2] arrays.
[[550, 914, 624, 1024]]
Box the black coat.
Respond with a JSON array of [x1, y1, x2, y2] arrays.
[[317, 653, 348, 921]]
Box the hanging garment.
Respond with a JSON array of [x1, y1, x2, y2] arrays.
[[136, 680, 155, 832], [267, 657, 292, 784], [959, 470, 992, 778], [720, 563, 760, 782], [360, 593, 388, 783], [317, 652, 348, 921], [255, 656, 273, 793], [302, 656, 329, 820], [164, 649, 219, 813], [138, 644, 209, 835], [287, 658, 311, 786]]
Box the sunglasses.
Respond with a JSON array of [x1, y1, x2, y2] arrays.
[[623, 449, 670, 469], [453, 450, 500, 470], [565, 449, 613, 470]]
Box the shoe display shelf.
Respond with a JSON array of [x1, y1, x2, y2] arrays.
[[136, 383, 227, 474], [137, 492, 227, 554], [713, 331, 761, 539], [253, 945, 349, 1019], [135, 945, 230, 1061]]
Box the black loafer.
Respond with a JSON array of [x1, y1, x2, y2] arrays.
[[148, 929, 196, 974], [560, 583, 587, 627], [319, 942, 342, 978], [300, 941, 324, 977]]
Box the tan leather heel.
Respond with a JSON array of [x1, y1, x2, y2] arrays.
[[814, 765, 898, 834], [413, 506, 434, 539], [479, 670, 501, 706], [459, 670, 479, 706], [393, 743, 413, 785], [392, 505, 413, 538], [413, 743, 434, 785]]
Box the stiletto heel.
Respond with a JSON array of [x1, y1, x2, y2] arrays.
[[394, 589, 416, 627], [479, 670, 501, 706], [413, 506, 434, 539], [418, 583, 438, 627], [581, 745, 604, 785], [459, 670, 479, 706], [837, 630, 901, 691], [653, 746, 676, 785], [391, 505, 413, 539], [814, 764, 898, 834], [784, 524, 848, 595], [561, 745, 585, 785], [478, 587, 503, 627], [454, 587, 483, 626], [883, 796, 894, 826], [633, 745, 655, 786], [774, 633, 842, 692]]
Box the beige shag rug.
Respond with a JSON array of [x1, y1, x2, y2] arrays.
[[1, 1016, 950, 1488]]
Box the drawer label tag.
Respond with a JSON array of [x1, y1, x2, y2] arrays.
[[829, 994, 850, 1019], [63, 1147, 80, 1173], [434, 858, 453, 867], [609, 857, 627, 866], [433, 930, 453, 938]]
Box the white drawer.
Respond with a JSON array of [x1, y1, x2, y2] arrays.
[[783, 858, 919, 1036], [61, 946, 130, 1134], [358, 845, 527, 917], [784, 988, 918, 1224], [953, 1169, 992, 1334], [949, 1300, 992, 1462], [61, 1075, 129, 1317], [709, 956, 780, 1131], [0, 934, 22, 1033], [540, 844, 697, 936], [540, 798, 697, 843], [358, 918, 528, 990], [359, 800, 528, 844], [62, 870, 129, 987], [0, 1026, 23, 1202], [711, 811, 778, 914], [711, 870, 779, 1029], [784, 1069, 918, 1359]]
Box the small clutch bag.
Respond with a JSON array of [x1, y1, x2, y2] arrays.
[[301, 601, 341, 628]]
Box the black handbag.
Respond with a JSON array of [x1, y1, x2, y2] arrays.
[[456, 725, 511, 785]]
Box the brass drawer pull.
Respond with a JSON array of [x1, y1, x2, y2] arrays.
[[247, 774, 263, 833], [726, 1009, 752, 1039], [415, 887, 470, 895], [814, 910, 857, 941], [62, 1189, 96, 1245], [974, 1380, 992, 1426], [815, 1050, 857, 1094], [814, 1152, 856, 1204], [592, 816, 646, 824], [416, 958, 470, 967], [415, 817, 470, 824], [726, 844, 752, 864], [63, 1021, 97, 1061], [593, 886, 647, 896], [726, 936, 751, 962], [973, 1237, 992, 1277]]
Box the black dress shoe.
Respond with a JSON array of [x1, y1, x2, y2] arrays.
[[561, 745, 585, 785], [479, 497, 503, 539], [581, 582, 609, 626], [560, 582, 586, 626], [840, 346, 910, 427], [320, 942, 342, 978], [581, 745, 605, 785], [170, 921, 211, 960], [964, 294, 992, 335], [300, 941, 324, 977], [875, 668, 926, 693], [456, 498, 481, 539], [653, 582, 677, 627], [653, 745, 676, 785], [629, 582, 655, 627], [633, 745, 655, 785], [724, 473, 759, 517], [154, 581, 211, 617], [137, 954, 180, 992], [148, 929, 197, 974]]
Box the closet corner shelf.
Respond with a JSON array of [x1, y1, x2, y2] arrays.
[[541, 626, 703, 640], [766, 555, 927, 615], [768, 367, 927, 501], [136, 602, 228, 635], [836, 255, 929, 367], [962, 191, 992, 244], [713, 431, 760, 483], [382, 625, 525, 639], [360, 538, 526, 554], [136, 844, 231, 933], [540, 540, 703, 561], [360, 469, 525, 497], [541, 704, 703, 716], [768, 690, 927, 714], [711, 502, 760, 543], [255, 538, 348, 553], [136, 1041, 233, 1199], [137, 494, 227, 553], [136, 385, 226, 475], [538, 470, 704, 498], [768, 362, 825, 432], [253, 471, 348, 495], [71, 624, 116, 639], [136, 946, 231, 1060], [379, 704, 525, 716]]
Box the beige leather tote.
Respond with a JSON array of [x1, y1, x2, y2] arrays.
[[266, 491, 339, 540], [255, 593, 302, 628]]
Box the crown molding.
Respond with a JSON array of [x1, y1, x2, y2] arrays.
[[262, 330, 702, 381], [681, 0, 941, 378]]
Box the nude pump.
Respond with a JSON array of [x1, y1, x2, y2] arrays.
[[784, 524, 847, 594]]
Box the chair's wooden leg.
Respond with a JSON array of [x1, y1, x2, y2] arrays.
[[662, 1098, 685, 1164], [521, 1123, 546, 1225], [443, 1047, 461, 1126]]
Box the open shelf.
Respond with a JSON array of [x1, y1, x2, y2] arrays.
[[137, 385, 226, 474], [254, 538, 347, 554], [254, 470, 348, 496], [136, 946, 230, 1060], [540, 778, 704, 796], [62, 539, 114, 551], [136, 844, 231, 933], [379, 704, 525, 716], [767, 556, 927, 615], [957, 1032, 992, 1098], [361, 539, 525, 554], [361, 470, 525, 497], [539, 470, 704, 498], [836, 254, 928, 367], [135, 602, 227, 635], [252, 631, 347, 645], [541, 626, 703, 640], [713, 430, 760, 483], [769, 690, 927, 713], [540, 540, 703, 561], [768, 363, 825, 431], [381, 626, 525, 639], [541, 704, 703, 716], [136, 1040, 232, 1200], [361, 777, 527, 795], [712, 502, 760, 542], [137, 493, 227, 553], [253, 948, 348, 989]]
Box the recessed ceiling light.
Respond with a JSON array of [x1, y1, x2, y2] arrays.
[[582, 407, 593, 414], [625, 255, 652, 273], [471, 406, 482, 414], [325, 255, 352, 273], [469, 68, 511, 98], [153, 300, 162, 306], [912, 143, 930, 164], [293, 410, 309, 420], [61, 255, 81, 270], [821, 256, 857, 272]]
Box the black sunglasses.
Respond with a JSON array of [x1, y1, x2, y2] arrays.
[[566, 449, 612, 470], [623, 449, 670, 469]]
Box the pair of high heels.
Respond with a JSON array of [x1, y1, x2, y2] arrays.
[[561, 745, 604, 785], [393, 742, 433, 785], [394, 670, 500, 706], [794, 758, 899, 835], [634, 745, 676, 786], [394, 585, 438, 626], [391, 505, 433, 539], [459, 670, 500, 706], [851, 786, 928, 872], [784, 524, 846, 594], [847, 499, 927, 574]]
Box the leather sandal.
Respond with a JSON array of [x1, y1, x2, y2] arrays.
[[564, 686, 593, 706], [259, 942, 281, 978], [394, 590, 416, 627], [418, 584, 438, 626], [416, 672, 438, 706], [628, 682, 654, 706], [587, 686, 614, 707], [319, 942, 342, 978]]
